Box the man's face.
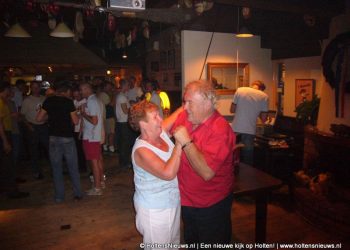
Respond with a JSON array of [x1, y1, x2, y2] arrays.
[[80, 85, 89, 98], [73, 90, 82, 101], [0, 88, 11, 99], [183, 89, 210, 125], [30, 83, 41, 96]]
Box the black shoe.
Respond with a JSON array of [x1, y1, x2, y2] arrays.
[[7, 191, 30, 199], [74, 196, 83, 201], [33, 173, 44, 180], [15, 177, 27, 183]]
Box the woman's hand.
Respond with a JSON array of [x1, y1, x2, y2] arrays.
[[173, 126, 191, 146]]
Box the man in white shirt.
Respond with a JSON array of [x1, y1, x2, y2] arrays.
[[72, 88, 87, 172], [115, 79, 133, 169], [230, 81, 269, 165], [127, 76, 143, 104], [80, 83, 105, 195], [21, 81, 49, 179]]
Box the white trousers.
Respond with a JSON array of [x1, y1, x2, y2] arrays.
[[135, 203, 181, 250]]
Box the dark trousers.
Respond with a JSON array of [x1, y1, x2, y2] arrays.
[[115, 122, 134, 167], [0, 132, 17, 193], [181, 193, 233, 246], [26, 123, 49, 174], [73, 132, 87, 172]]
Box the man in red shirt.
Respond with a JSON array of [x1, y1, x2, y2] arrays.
[[166, 80, 236, 244]]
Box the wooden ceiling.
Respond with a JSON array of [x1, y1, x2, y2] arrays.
[[0, 0, 346, 61]]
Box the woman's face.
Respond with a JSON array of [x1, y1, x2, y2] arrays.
[[142, 109, 163, 135]]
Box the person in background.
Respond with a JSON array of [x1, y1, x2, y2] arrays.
[[20, 81, 49, 180], [230, 80, 269, 165], [0, 81, 29, 199], [6, 88, 25, 183], [127, 76, 143, 104], [145, 80, 163, 118], [98, 81, 116, 153], [12, 79, 26, 111], [72, 88, 87, 173], [129, 100, 182, 248], [164, 80, 236, 245], [36, 81, 83, 203], [80, 83, 105, 195], [115, 79, 133, 169]]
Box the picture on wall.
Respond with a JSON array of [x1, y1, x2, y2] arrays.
[[295, 79, 315, 107], [160, 51, 167, 70]]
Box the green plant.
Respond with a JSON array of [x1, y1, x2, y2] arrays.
[[295, 95, 320, 126]]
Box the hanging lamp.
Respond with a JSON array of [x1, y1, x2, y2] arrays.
[[50, 22, 74, 38], [235, 7, 253, 38], [4, 23, 31, 38]]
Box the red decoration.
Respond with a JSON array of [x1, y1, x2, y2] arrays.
[[107, 13, 116, 32]]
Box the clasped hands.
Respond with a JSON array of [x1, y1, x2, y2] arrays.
[[172, 126, 192, 148]]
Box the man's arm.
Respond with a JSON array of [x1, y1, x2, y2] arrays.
[[81, 112, 98, 125], [70, 111, 79, 125], [0, 118, 11, 153], [36, 108, 47, 123], [259, 112, 268, 123], [121, 103, 129, 114], [173, 126, 215, 181], [230, 103, 236, 113]]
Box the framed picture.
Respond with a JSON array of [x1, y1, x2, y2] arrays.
[[207, 62, 249, 95], [295, 79, 315, 107], [167, 49, 175, 69], [160, 51, 167, 70], [151, 61, 159, 72]]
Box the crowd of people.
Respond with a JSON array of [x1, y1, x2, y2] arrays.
[[0, 76, 269, 248]]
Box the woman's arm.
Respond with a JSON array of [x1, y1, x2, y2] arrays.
[[162, 106, 183, 133], [134, 143, 182, 181]]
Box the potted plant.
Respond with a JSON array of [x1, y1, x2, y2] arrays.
[[295, 95, 320, 126]]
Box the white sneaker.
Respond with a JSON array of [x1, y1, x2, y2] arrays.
[[86, 187, 103, 196], [109, 145, 115, 153], [103, 144, 108, 152]]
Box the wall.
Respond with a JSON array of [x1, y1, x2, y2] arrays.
[[317, 10, 350, 132], [181, 30, 273, 116], [145, 27, 182, 91], [272, 56, 323, 118]]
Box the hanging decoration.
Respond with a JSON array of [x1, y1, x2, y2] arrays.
[[47, 13, 56, 30], [74, 11, 84, 41], [114, 30, 126, 49], [26, 0, 35, 12], [242, 7, 251, 19], [126, 31, 132, 46], [142, 21, 149, 39], [107, 13, 116, 32], [131, 25, 137, 41]]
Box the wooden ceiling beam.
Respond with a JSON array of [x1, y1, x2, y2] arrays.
[[215, 0, 344, 17]]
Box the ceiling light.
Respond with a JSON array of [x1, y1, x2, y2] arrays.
[[236, 26, 254, 38], [235, 7, 253, 38], [50, 22, 74, 38], [4, 23, 31, 38]]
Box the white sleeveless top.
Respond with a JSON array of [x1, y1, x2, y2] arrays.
[[131, 130, 180, 209]]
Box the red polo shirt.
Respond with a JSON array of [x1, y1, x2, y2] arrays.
[[171, 110, 236, 208]]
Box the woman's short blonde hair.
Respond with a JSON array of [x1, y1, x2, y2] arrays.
[[129, 100, 159, 131]]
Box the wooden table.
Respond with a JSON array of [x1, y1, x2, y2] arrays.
[[233, 163, 283, 242]]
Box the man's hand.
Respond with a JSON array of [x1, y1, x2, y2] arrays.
[[173, 126, 191, 146]]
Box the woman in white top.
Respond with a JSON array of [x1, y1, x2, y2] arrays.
[[129, 100, 182, 250]]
